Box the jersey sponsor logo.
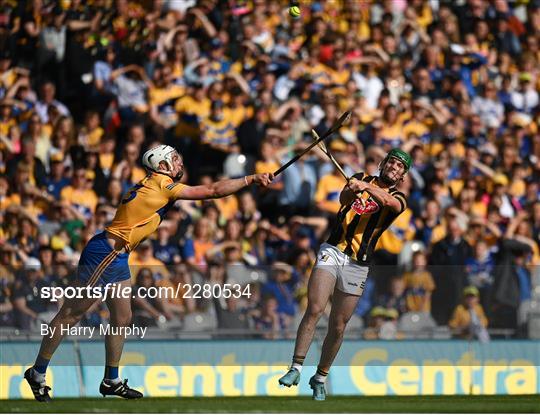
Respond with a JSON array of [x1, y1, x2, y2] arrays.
[[351, 198, 379, 215], [166, 183, 179, 191]]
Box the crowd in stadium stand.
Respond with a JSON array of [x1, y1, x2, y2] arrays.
[[0, 0, 539, 340]]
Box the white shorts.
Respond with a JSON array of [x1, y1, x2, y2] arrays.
[[314, 243, 369, 296]]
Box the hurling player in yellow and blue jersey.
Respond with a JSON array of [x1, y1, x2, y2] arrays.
[[25, 145, 273, 401]]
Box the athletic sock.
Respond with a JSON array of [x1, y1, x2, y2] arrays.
[[291, 355, 305, 373], [33, 355, 50, 376], [104, 366, 121, 383], [30, 368, 46, 384], [314, 367, 329, 383]]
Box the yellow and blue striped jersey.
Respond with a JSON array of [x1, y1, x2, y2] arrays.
[[201, 117, 237, 147], [106, 173, 186, 251]]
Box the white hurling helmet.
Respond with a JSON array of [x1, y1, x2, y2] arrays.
[[142, 144, 180, 177]]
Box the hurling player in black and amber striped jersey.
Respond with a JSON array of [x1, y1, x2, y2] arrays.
[[279, 148, 411, 401], [327, 171, 408, 264]]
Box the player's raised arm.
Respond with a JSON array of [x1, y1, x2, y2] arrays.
[[172, 173, 274, 200], [339, 173, 364, 206], [141, 144, 273, 200], [347, 178, 405, 213]]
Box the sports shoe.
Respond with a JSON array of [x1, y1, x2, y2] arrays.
[[309, 375, 326, 401], [99, 379, 143, 399], [24, 368, 51, 402], [278, 368, 301, 387]]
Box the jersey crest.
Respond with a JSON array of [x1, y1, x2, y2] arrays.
[[351, 198, 379, 215]]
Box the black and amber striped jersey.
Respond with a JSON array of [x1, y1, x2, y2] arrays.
[[327, 172, 407, 264]]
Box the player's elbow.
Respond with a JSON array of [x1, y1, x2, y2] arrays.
[[382, 196, 403, 213], [207, 184, 221, 199]]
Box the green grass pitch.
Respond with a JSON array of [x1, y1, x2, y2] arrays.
[[1, 395, 539, 413]]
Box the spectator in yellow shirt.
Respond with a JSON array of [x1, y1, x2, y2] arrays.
[[315, 165, 347, 215], [200, 100, 237, 176], [78, 110, 104, 150], [60, 167, 98, 219], [403, 251, 436, 312], [149, 65, 185, 131], [449, 286, 488, 338], [174, 82, 211, 140], [128, 240, 170, 283]]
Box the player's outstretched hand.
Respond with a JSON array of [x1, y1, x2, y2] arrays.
[[253, 173, 274, 187]]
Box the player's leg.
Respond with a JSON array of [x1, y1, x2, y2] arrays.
[[25, 282, 99, 401], [309, 263, 368, 400], [278, 265, 336, 387], [309, 289, 361, 401], [99, 257, 142, 399], [293, 267, 336, 361], [318, 288, 360, 372]]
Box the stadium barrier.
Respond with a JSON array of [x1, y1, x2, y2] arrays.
[[1, 339, 539, 398]]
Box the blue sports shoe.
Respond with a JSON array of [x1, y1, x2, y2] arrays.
[[278, 368, 300, 387], [309, 376, 326, 401]]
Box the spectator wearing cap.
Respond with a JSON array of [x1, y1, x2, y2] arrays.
[[363, 306, 387, 340], [449, 286, 489, 340], [511, 72, 539, 116]]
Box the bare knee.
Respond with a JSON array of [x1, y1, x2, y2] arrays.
[[110, 311, 132, 327], [305, 303, 325, 321]]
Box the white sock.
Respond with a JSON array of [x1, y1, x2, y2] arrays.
[[291, 363, 303, 373], [31, 368, 46, 384], [104, 377, 122, 384], [314, 368, 328, 383]]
